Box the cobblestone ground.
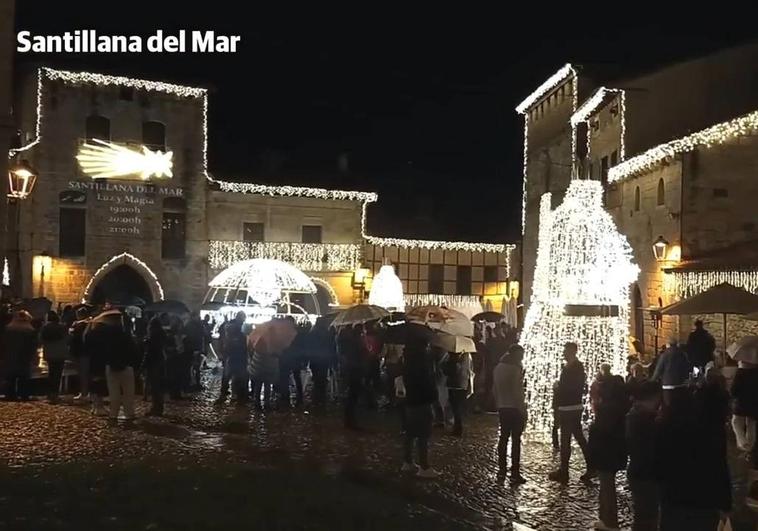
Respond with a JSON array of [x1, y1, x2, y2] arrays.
[[1, 373, 756, 530]]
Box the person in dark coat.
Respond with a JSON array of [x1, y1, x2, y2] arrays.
[[658, 365, 730, 530], [183, 312, 205, 391], [652, 338, 691, 410], [223, 311, 248, 403], [687, 320, 715, 371], [83, 311, 119, 415], [549, 342, 592, 483], [731, 359, 758, 507], [279, 324, 308, 407], [444, 351, 472, 437], [143, 316, 167, 416], [587, 364, 629, 530], [40, 311, 69, 403], [307, 318, 333, 405], [2, 311, 37, 401], [103, 315, 138, 422], [626, 380, 662, 531], [401, 323, 441, 478], [69, 308, 91, 400], [340, 325, 365, 429]]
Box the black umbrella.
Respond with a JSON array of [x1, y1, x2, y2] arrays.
[[144, 299, 190, 314], [108, 294, 146, 307], [471, 311, 505, 323]]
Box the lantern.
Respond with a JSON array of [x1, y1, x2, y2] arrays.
[[7, 160, 38, 200]]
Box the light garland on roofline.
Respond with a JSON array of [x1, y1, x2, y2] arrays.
[[670, 270, 758, 299], [82, 252, 164, 302], [570, 87, 627, 167], [521, 117, 529, 235], [404, 294, 483, 314], [215, 181, 378, 202], [44, 67, 207, 97], [520, 180, 638, 433], [208, 241, 362, 272], [363, 234, 515, 255], [609, 108, 758, 182], [516, 63, 576, 114]]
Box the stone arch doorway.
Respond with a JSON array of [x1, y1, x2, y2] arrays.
[[83, 253, 164, 304], [311, 277, 339, 314]]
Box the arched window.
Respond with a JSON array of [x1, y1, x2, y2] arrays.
[[162, 197, 185, 259], [142, 121, 166, 151], [657, 178, 665, 206], [634, 186, 641, 212], [85, 115, 110, 141]]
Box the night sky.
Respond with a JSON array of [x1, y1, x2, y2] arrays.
[[13, 3, 758, 243]]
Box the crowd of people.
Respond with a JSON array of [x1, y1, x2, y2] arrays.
[[0, 303, 213, 420], [2, 303, 757, 530]]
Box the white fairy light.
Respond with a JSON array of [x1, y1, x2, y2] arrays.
[[2, 257, 10, 286], [521, 116, 529, 235], [670, 270, 758, 299], [571, 87, 627, 165], [363, 234, 514, 256], [515, 63, 576, 114], [82, 252, 164, 302], [310, 277, 340, 308], [208, 241, 362, 272], [520, 180, 638, 433], [215, 181, 378, 203], [404, 294, 483, 316], [368, 264, 405, 312], [44, 68, 206, 97], [208, 258, 317, 295], [609, 108, 758, 182]]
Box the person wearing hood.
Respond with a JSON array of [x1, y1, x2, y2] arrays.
[[40, 311, 69, 403], [2, 311, 37, 401], [493, 343, 527, 485]]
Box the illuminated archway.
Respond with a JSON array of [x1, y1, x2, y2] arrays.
[[82, 252, 164, 303], [310, 277, 340, 312]]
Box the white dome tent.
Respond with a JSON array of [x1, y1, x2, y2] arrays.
[[368, 264, 405, 312], [202, 259, 320, 325]]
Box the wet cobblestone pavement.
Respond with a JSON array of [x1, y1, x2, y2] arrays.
[[1, 375, 757, 530]]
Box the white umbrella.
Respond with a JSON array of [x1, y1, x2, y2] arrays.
[[433, 333, 477, 353], [727, 335, 758, 364]]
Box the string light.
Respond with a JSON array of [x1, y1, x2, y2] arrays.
[[670, 270, 758, 299], [2, 257, 10, 286], [13, 67, 518, 281], [570, 87, 627, 166], [208, 241, 362, 272], [368, 264, 405, 312], [82, 252, 164, 302], [520, 180, 638, 433], [515, 63, 576, 114], [404, 294, 483, 315], [310, 277, 340, 307], [609, 108, 758, 182], [517, 64, 577, 234], [208, 258, 317, 294]]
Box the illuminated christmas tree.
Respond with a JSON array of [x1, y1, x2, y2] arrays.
[[520, 180, 639, 432]]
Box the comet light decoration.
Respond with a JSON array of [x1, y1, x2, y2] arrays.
[[520, 180, 639, 433], [368, 264, 405, 312], [77, 139, 173, 180]]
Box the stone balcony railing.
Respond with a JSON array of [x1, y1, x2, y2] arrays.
[[208, 240, 363, 272]]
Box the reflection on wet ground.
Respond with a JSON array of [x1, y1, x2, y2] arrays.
[[1, 375, 756, 530]]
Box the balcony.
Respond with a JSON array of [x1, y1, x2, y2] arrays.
[[208, 240, 362, 272]]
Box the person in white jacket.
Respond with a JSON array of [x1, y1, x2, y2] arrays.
[[493, 343, 527, 485]]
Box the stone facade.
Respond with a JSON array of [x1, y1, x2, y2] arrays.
[[0, 0, 15, 272], [9, 67, 518, 315]]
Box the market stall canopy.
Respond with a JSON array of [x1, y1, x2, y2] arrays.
[[330, 304, 389, 328], [661, 282, 758, 350], [660, 283, 758, 316]]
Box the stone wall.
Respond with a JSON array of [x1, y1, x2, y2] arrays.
[[17, 73, 208, 308]]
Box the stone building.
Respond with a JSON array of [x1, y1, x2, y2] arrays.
[[518, 43, 758, 355], [7, 66, 518, 315], [0, 0, 15, 276]]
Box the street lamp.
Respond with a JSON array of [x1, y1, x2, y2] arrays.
[[351, 266, 371, 303], [652, 235, 669, 262], [7, 159, 38, 200]]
